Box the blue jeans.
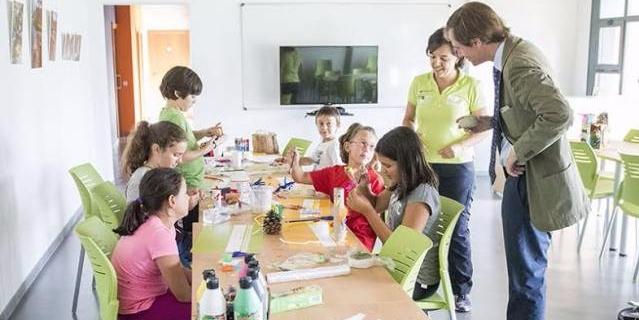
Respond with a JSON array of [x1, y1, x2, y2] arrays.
[[431, 162, 475, 296], [502, 174, 551, 320]]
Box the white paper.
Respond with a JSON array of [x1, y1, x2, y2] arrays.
[[225, 224, 251, 253], [309, 222, 336, 247], [266, 264, 351, 284]]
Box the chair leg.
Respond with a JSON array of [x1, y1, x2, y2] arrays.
[[449, 305, 457, 320], [578, 204, 593, 252], [597, 198, 602, 216], [599, 206, 619, 259], [633, 250, 639, 282], [576, 221, 582, 239], [71, 246, 85, 314], [604, 199, 611, 238]]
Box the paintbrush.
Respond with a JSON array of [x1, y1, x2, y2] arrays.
[[285, 216, 334, 223]]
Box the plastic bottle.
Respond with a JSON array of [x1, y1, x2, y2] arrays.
[[247, 261, 269, 318], [234, 276, 262, 320], [247, 268, 269, 319], [198, 272, 226, 320], [239, 254, 255, 278], [246, 268, 266, 320], [246, 261, 267, 291], [331, 187, 347, 243]]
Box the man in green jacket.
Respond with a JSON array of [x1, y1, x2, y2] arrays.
[[445, 2, 589, 319]]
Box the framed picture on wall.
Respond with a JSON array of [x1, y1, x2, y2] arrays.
[[7, 0, 24, 64], [46, 10, 57, 61], [29, 0, 43, 68]]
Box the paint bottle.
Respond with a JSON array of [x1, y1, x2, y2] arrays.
[[198, 271, 226, 320], [234, 276, 262, 320]]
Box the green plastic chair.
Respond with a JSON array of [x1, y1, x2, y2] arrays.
[[75, 217, 119, 320], [379, 225, 433, 297], [570, 141, 615, 252], [91, 181, 126, 230], [624, 129, 639, 144], [600, 153, 639, 276], [69, 163, 104, 314], [69, 163, 104, 218], [415, 196, 464, 320]]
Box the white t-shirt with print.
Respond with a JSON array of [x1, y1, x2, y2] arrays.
[[310, 139, 342, 170]]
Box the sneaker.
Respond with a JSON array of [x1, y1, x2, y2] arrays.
[[455, 294, 472, 312]]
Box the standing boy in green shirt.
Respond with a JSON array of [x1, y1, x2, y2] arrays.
[[158, 66, 224, 266]]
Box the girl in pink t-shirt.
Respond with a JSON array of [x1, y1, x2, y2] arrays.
[[290, 123, 384, 251], [111, 168, 192, 319]]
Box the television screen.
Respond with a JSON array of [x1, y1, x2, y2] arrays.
[[279, 46, 378, 105]]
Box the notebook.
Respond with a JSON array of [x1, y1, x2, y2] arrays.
[[282, 138, 312, 157]]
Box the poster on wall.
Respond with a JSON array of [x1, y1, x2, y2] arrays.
[[61, 33, 81, 61], [6, 0, 24, 64], [61, 33, 70, 60], [29, 0, 42, 68], [73, 34, 82, 61], [46, 10, 57, 61]]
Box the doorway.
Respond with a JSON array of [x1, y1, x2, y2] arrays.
[[103, 4, 190, 179]]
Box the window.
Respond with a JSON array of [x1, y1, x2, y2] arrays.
[[588, 0, 639, 95]]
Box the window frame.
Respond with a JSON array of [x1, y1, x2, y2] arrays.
[[587, 0, 639, 95]]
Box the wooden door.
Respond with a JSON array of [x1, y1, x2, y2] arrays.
[[147, 30, 190, 96], [113, 6, 135, 137]]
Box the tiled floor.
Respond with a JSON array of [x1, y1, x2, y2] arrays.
[[8, 176, 639, 319]]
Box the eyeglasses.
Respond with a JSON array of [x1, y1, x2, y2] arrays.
[[349, 141, 375, 150]]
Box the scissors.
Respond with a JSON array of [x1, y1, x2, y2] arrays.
[[274, 177, 295, 193], [251, 177, 265, 186]]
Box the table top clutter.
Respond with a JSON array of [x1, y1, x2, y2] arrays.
[[191, 160, 428, 319]]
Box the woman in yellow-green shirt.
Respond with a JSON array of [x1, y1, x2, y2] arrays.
[[402, 28, 488, 311]]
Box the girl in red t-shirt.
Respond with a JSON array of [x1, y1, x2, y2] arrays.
[[290, 123, 384, 251]]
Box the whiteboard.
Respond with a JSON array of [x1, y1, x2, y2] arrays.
[[240, 2, 452, 109]]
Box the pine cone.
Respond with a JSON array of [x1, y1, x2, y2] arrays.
[[263, 210, 282, 235]]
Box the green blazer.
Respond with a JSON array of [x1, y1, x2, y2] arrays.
[[499, 35, 589, 231]]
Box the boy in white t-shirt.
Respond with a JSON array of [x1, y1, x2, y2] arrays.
[[290, 105, 343, 170]]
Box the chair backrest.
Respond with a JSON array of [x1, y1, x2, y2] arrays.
[[69, 163, 104, 218], [91, 181, 127, 230], [75, 217, 119, 320], [380, 225, 433, 296], [435, 196, 465, 308], [281, 137, 312, 157], [624, 129, 639, 144], [569, 141, 599, 191], [619, 153, 639, 217]]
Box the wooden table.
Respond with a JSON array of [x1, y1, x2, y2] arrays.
[[191, 182, 428, 319], [596, 140, 639, 255]]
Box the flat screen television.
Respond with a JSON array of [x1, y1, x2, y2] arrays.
[[279, 46, 378, 105]]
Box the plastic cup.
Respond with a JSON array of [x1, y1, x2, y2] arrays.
[[251, 185, 272, 214]]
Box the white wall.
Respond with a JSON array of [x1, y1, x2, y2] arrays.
[[189, 0, 592, 176], [0, 0, 114, 313]]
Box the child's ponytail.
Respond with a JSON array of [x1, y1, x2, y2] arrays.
[[114, 199, 150, 236]]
